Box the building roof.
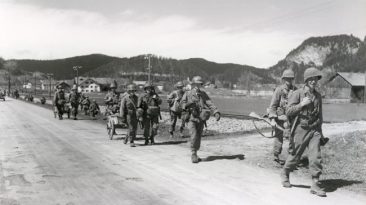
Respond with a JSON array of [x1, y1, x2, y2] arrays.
[[337, 72, 366, 86]]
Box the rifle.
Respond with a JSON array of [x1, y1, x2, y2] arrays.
[[249, 112, 285, 138]]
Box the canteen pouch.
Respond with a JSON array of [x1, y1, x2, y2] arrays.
[[147, 106, 160, 117]]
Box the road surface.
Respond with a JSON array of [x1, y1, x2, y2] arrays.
[[0, 99, 365, 205]]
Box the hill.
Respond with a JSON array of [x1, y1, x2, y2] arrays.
[[269, 34, 365, 83]]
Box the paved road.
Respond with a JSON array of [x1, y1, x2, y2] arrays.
[[0, 99, 365, 205]]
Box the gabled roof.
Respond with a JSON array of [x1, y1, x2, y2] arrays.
[[337, 72, 365, 86]]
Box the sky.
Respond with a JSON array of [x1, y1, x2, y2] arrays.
[[0, 0, 365, 68]]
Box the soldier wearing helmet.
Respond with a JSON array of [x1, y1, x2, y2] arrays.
[[53, 84, 66, 120], [281, 67, 327, 197], [268, 69, 297, 164], [69, 84, 81, 120], [137, 82, 162, 145], [104, 80, 120, 115], [167, 81, 186, 138], [181, 76, 221, 163], [89, 99, 100, 118], [120, 84, 139, 147]]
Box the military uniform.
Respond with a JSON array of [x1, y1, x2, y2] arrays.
[[167, 89, 186, 136], [181, 88, 219, 158], [120, 93, 139, 145], [281, 67, 326, 197], [69, 91, 80, 119], [89, 101, 100, 117], [269, 84, 296, 159], [81, 97, 91, 115], [137, 91, 162, 145], [53, 89, 66, 119]]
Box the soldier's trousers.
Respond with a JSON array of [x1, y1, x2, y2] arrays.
[[71, 103, 79, 117], [169, 111, 185, 133], [143, 116, 159, 139], [283, 126, 322, 177], [188, 120, 205, 152], [56, 104, 64, 116], [273, 120, 285, 156], [126, 115, 138, 142]]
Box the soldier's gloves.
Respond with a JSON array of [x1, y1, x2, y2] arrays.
[[138, 117, 143, 122], [214, 112, 221, 121]]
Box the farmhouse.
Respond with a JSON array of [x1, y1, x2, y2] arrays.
[[326, 72, 366, 102]]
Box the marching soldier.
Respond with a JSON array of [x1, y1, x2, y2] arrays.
[[104, 81, 120, 115], [268, 69, 297, 164], [281, 67, 327, 197], [181, 76, 221, 163], [167, 81, 186, 138], [120, 84, 139, 147], [137, 82, 162, 145], [69, 85, 80, 120], [89, 100, 100, 118], [81, 96, 91, 115], [53, 85, 66, 120]]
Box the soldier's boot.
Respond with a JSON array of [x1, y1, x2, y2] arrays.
[[310, 177, 326, 197], [150, 137, 155, 145], [280, 169, 291, 188], [59, 115, 63, 120], [130, 141, 136, 147], [144, 138, 149, 145], [191, 151, 200, 163], [123, 135, 129, 144]]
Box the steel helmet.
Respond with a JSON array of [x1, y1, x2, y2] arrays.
[[304, 67, 322, 82], [110, 81, 117, 89], [144, 82, 154, 89], [281, 69, 295, 79], [191, 76, 203, 84], [127, 84, 137, 91], [175, 81, 184, 88]]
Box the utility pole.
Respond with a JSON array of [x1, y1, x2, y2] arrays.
[[47, 73, 53, 99], [364, 71, 366, 103], [7, 65, 10, 96], [73, 66, 82, 92], [144, 54, 152, 83], [34, 72, 37, 95]]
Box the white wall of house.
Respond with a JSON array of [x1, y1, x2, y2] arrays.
[[83, 83, 101, 93]]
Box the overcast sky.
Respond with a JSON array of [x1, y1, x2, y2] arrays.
[[0, 0, 365, 67]]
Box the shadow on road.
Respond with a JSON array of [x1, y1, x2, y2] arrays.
[[321, 179, 363, 192], [153, 140, 188, 146], [201, 154, 245, 162]]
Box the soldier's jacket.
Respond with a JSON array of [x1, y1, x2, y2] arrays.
[[269, 84, 297, 119], [81, 98, 91, 106], [181, 88, 219, 121], [120, 93, 138, 118], [167, 89, 185, 112], [69, 92, 80, 104], [53, 90, 66, 106], [286, 85, 323, 131], [137, 93, 162, 117]]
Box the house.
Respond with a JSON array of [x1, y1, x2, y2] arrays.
[[55, 80, 73, 92], [79, 78, 101, 93], [326, 72, 366, 102]]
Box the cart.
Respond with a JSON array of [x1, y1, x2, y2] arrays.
[[53, 102, 71, 119], [106, 114, 128, 140]]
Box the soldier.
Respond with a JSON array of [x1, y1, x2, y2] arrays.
[[137, 82, 162, 145], [79, 93, 86, 111], [69, 85, 80, 120], [81, 96, 91, 115], [281, 67, 326, 197], [104, 81, 120, 115], [181, 76, 221, 163], [53, 85, 66, 120], [268, 69, 297, 164], [167, 81, 186, 138], [120, 84, 139, 147], [89, 100, 100, 118]]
